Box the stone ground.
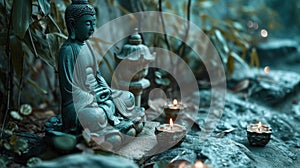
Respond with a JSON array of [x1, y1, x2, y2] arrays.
[[139, 38, 300, 168], [2, 38, 300, 168]]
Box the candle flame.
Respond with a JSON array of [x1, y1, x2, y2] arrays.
[[257, 121, 262, 132], [173, 99, 178, 105], [170, 118, 173, 128], [194, 161, 204, 168], [257, 121, 262, 127]]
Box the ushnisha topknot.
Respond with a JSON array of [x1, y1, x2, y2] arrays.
[[72, 0, 89, 4]]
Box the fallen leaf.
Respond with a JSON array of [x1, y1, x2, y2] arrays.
[[215, 128, 236, 138], [233, 79, 250, 92]]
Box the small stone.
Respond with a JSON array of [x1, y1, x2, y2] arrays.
[[20, 104, 32, 115], [49, 117, 59, 123], [52, 134, 77, 152], [10, 111, 23, 121], [27, 157, 42, 167], [44, 122, 52, 128]]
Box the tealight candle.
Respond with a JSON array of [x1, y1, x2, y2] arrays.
[[164, 99, 186, 123], [155, 118, 186, 147], [247, 121, 272, 146]]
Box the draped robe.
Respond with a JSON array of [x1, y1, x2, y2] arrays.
[[58, 39, 143, 136]]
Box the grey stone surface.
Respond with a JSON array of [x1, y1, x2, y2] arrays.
[[201, 138, 255, 168], [230, 69, 300, 105], [256, 39, 298, 61], [143, 87, 300, 167], [117, 121, 159, 160], [32, 153, 138, 168]]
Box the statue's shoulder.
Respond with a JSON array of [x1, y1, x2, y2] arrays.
[[59, 41, 73, 55]]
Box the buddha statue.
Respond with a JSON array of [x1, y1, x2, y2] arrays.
[[47, 0, 145, 149]]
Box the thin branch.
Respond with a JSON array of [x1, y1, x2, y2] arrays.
[[177, 0, 192, 57], [28, 28, 39, 58], [1, 0, 14, 138], [48, 15, 62, 34], [17, 56, 24, 108], [137, 0, 145, 12], [158, 0, 170, 51]]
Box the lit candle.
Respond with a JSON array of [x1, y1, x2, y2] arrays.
[[248, 121, 270, 133], [247, 121, 272, 146], [155, 118, 186, 147], [167, 99, 185, 109], [164, 99, 186, 123], [158, 118, 184, 133]]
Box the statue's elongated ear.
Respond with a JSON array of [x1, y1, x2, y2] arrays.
[[69, 18, 76, 40]]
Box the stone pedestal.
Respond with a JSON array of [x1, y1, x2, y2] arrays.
[[119, 78, 150, 107]]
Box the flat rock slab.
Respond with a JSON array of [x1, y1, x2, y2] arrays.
[[231, 69, 300, 105], [117, 121, 159, 161], [32, 153, 138, 168], [256, 38, 298, 60]]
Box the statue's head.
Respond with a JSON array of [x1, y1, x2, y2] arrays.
[[65, 0, 96, 42]]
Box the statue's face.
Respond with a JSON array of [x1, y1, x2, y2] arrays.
[[74, 14, 96, 42]]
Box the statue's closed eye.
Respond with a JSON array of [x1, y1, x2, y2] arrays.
[[85, 21, 91, 26], [85, 21, 95, 27]]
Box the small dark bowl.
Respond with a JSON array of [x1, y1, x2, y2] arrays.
[[247, 124, 272, 146], [155, 124, 186, 148]]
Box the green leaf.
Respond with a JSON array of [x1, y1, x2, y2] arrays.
[[28, 79, 48, 95], [198, 1, 214, 8], [250, 48, 260, 68], [155, 78, 171, 86], [165, 1, 172, 9], [38, 0, 50, 15], [109, 0, 114, 6], [227, 54, 235, 75], [214, 29, 229, 54], [230, 51, 250, 70], [10, 36, 24, 81], [53, 32, 68, 39], [0, 155, 9, 168], [12, 138, 28, 155], [12, 0, 32, 38], [232, 21, 243, 31]]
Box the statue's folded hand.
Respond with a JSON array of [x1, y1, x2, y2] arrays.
[[94, 87, 111, 103]]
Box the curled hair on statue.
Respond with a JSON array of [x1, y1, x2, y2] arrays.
[[65, 0, 96, 36], [72, 0, 89, 4]]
